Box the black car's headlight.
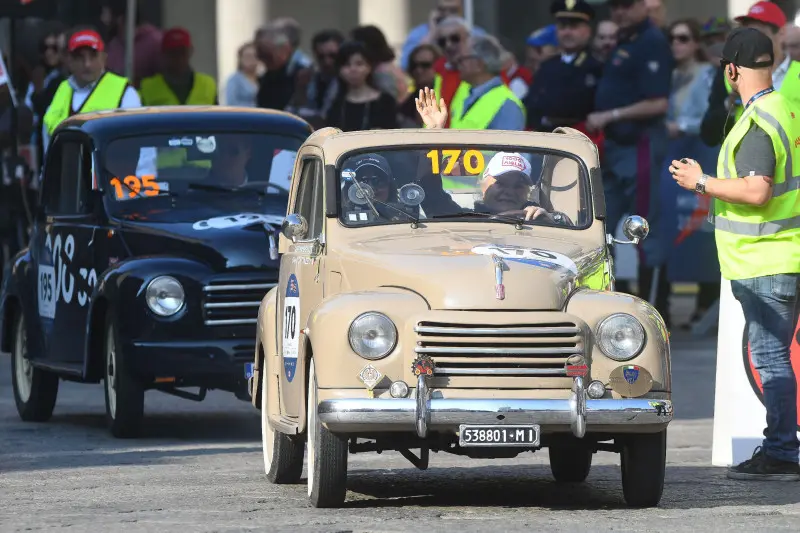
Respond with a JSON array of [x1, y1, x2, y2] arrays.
[[596, 313, 646, 361], [145, 276, 185, 317], [348, 312, 397, 360]]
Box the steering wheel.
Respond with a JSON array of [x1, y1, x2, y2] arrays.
[[265, 183, 290, 195]]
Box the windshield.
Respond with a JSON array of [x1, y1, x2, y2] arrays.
[[102, 132, 302, 204], [337, 146, 591, 228]]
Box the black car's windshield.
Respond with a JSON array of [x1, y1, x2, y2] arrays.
[[102, 132, 302, 204], [337, 147, 591, 229]]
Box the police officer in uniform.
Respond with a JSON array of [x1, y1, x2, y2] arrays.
[[671, 27, 800, 481], [524, 0, 604, 134], [42, 28, 140, 152]]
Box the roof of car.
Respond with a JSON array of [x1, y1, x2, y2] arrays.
[[305, 127, 600, 167], [55, 106, 314, 140]]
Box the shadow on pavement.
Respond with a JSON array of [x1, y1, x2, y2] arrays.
[[341, 464, 800, 510]]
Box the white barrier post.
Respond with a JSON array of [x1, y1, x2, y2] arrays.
[[711, 276, 800, 466]]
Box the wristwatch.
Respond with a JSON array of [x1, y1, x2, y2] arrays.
[[695, 174, 709, 195]]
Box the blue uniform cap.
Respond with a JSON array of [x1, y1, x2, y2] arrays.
[[527, 25, 558, 48]]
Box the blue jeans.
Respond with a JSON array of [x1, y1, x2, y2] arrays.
[[731, 273, 800, 463]]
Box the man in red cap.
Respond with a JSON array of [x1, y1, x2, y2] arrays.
[[42, 27, 140, 152], [700, 1, 800, 145], [138, 27, 217, 107]]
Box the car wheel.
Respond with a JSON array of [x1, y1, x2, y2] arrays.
[[620, 430, 667, 507], [549, 441, 592, 482], [104, 317, 145, 438], [306, 358, 348, 508], [11, 312, 58, 421], [262, 361, 304, 483]]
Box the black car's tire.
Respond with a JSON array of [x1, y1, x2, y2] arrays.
[[103, 316, 145, 438], [262, 362, 304, 483], [549, 441, 593, 482], [306, 359, 348, 508], [620, 430, 667, 507], [11, 312, 58, 421]]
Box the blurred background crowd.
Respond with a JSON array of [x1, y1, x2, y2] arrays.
[[1, 0, 800, 332]]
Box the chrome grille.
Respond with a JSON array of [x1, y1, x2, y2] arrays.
[[414, 321, 583, 377], [202, 281, 276, 326]]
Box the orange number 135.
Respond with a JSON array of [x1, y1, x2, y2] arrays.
[[109, 175, 160, 199]]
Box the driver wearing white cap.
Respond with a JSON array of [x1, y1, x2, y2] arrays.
[[477, 152, 555, 221]]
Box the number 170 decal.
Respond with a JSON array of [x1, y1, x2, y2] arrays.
[[109, 175, 161, 199]]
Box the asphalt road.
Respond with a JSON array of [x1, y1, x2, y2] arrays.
[[1, 299, 798, 532]]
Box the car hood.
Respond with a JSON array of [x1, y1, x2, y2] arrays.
[[112, 195, 285, 272], [334, 228, 605, 310]]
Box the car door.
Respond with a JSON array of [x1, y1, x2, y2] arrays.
[[277, 149, 326, 418], [34, 132, 101, 369]]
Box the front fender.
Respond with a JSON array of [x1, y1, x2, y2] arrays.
[[306, 287, 430, 391], [0, 248, 31, 353], [566, 289, 671, 394], [253, 287, 277, 409]]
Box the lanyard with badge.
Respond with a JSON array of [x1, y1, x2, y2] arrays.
[[744, 87, 774, 109]]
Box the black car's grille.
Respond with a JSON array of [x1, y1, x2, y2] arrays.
[[202, 280, 277, 326]]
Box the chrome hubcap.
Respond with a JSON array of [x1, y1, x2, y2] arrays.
[[14, 318, 32, 403]]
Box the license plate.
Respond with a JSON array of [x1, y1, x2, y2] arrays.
[[458, 424, 540, 447], [244, 362, 254, 380]]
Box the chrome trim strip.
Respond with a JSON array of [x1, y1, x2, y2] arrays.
[[203, 283, 277, 292], [203, 302, 261, 309], [435, 367, 567, 376], [415, 346, 578, 355], [204, 318, 258, 326], [318, 397, 674, 438], [415, 325, 581, 335]]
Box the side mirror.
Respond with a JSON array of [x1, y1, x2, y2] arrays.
[[608, 215, 649, 245], [281, 214, 308, 242]]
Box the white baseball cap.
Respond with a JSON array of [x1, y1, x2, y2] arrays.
[[484, 152, 533, 184]]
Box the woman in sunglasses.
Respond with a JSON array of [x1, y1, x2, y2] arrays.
[[25, 31, 67, 167], [397, 44, 441, 128]]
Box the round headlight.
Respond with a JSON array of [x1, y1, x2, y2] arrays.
[[596, 313, 645, 361], [348, 312, 397, 360], [145, 276, 185, 317]]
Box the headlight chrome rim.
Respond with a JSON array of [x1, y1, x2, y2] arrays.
[[596, 313, 646, 361], [348, 312, 397, 360], [145, 275, 185, 317]]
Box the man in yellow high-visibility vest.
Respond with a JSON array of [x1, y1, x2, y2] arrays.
[[139, 27, 217, 107], [671, 27, 800, 482], [42, 28, 140, 152]]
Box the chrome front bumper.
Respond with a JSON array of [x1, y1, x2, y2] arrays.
[[317, 377, 673, 439]]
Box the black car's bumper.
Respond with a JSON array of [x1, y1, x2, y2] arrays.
[[124, 338, 254, 395]]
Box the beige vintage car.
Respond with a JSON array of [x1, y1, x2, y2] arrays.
[[250, 126, 673, 508]]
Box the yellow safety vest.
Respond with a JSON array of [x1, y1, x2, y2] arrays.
[[434, 74, 442, 99], [139, 72, 217, 107], [43, 72, 131, 135], [724, 60, 800, 122], [713, 92, 800, 279]]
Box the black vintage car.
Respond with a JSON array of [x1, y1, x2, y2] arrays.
[[0, 106, 312, 437]]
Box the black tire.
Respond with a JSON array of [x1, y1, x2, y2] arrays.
[[620, 430, 667, 507], [306, 359, 348, 508], [549, 441, 593, 482], [103, 316, 145, 438], [11, 312, 58, 421], [262, 361, 304, 483]]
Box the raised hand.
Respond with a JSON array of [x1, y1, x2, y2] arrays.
[[415, 87, 448, 129]]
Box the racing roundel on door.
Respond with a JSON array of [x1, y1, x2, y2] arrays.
[[742, 319, 800, 431], [283, 274, 300, 382]]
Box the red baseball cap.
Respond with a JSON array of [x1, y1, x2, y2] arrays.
[[68, 30, 105, 53], [735, 1, 787, 29], [162, 27, 192, 50]]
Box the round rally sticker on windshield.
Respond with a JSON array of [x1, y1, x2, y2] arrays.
[[471, 244, 578, 274], [283, 274, 300, 382]]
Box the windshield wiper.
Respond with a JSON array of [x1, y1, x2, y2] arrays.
[[430, 211, 525, 226], [186, 182, 248, 193]]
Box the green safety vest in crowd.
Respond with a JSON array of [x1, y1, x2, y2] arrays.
[[138, 72, 218, 107], [723, 60, 800, 122], [43, 72, 130, 136], [713, 91, 800, 280]]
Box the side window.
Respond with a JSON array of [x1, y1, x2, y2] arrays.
[[293, 158, 324, 240], [42, 139, 87, 215]]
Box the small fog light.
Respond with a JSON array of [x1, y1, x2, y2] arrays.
[[587, 380, 606, 399], [389, 381, 409, 398]]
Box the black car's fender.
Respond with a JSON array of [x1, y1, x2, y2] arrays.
[[0, 248, 33, 353], [82, 255, 215, 381]]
